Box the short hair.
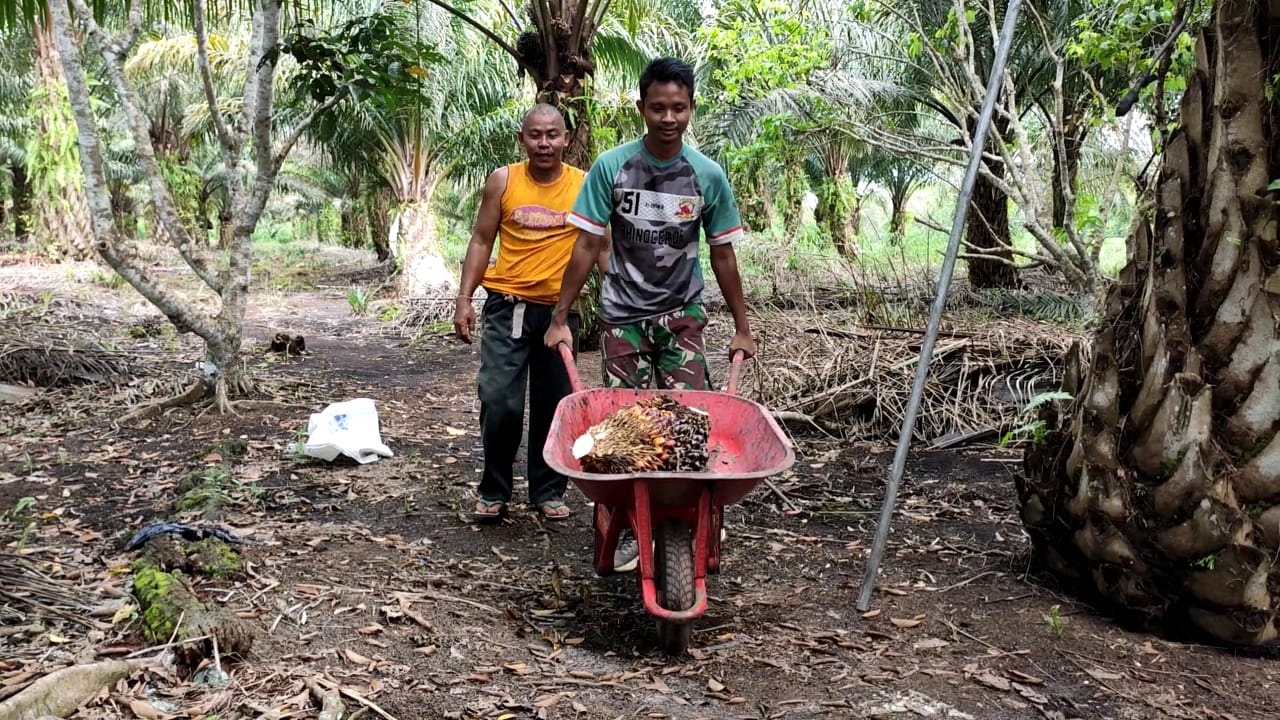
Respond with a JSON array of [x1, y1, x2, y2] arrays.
[[521, 103, 563, 130], [639, 57, 695, 103]]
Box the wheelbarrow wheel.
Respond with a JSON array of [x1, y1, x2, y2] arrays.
[[654, 519, 694, 654]]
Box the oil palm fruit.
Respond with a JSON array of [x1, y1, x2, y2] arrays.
[[573, 396, 711, 473]]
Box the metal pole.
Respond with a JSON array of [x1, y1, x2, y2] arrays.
[[855, 0, 1025, 612]]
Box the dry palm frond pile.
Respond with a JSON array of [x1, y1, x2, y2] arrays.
[[0, 292, 135, 387], [0, 553, 104, 631], [574, 396, 711, 473], [739, 313, 1086, 447], [388, 294, 473, 335]]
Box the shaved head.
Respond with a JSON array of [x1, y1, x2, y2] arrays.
[[521, 103, 564, 131], [517, 103, 569, 172]]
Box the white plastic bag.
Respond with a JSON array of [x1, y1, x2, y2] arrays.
[[301, 398, 393, 464]]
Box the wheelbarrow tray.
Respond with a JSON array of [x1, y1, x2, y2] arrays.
[[543, 386, 796, 507]]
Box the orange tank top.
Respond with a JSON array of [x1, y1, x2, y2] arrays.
[[481, 161, 587, 305]]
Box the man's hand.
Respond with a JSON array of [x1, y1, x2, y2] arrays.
[[544, 319, 573, 351], [453, 297, 476, 343], [729, 328, 756, 360]]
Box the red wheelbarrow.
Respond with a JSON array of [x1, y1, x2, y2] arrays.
[[543, 343, 796, 653]]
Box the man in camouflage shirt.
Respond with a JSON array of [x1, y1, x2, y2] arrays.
[[544, 56, 756, 390], [544, 57, 755, 571]]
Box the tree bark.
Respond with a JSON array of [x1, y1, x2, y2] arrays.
[[396, 200, 455, 296], [818, 175, 859, 259], [369, 187, 391, 262], [31, 15, 92, 261], [1050, 119, 1087, 231], [734, 161, 773, 233], [1019, 0, 1280, 647], [965, 169, 1018, 288], [889, 184, 910, 241], [10, 163, 30, 241], [779, 162, 806, 230], [964, 114, 1018, 288]]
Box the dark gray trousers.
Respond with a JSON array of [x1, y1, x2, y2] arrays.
[[476, 292, 579, 506]]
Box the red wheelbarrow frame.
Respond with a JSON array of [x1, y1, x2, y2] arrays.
[[543, 343, 796, 638]]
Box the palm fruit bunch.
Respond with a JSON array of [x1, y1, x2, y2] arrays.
[[572, 396, 711, 473]]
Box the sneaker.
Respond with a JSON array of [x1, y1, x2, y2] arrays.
[[613, 532, 639, 573]]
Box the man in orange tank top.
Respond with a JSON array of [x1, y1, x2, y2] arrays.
[[453, 105, 603, 523]]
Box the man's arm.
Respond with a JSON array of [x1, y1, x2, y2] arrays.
[[701, 164, 755, 358], [595, 227, 611, 278], [457, 167, 507, 300], [553, 228, 605, 324], [551, 152, 614, 332], [453, 168, 506, 343], [709, 244, 750, 335]]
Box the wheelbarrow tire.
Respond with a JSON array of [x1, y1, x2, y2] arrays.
[[654, 519, 694, 654]]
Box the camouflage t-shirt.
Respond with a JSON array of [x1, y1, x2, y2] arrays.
[[567, 138, 744, 326]]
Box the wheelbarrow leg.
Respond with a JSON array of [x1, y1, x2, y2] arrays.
[[592, 502, 625, 576], [707, 504, 723, 574], [633, 480, 710, 655]]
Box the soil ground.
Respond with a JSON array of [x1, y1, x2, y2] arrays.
[[1, 252, 1277, 720]]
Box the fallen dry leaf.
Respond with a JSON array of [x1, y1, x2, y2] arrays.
[[974, 671, 1011, 691], [533, 693, 564, 709], [1013, 682, 1049, 705], [356, 624, 384, 635], [1008, 669, 1043, 685], [342, 648, 372, 665], [913, 637, 950, 650], [708, 678, 726, 692], [128, 699, 165, 720], [861, 609, 882, 619], [890, 615, 925, 629]]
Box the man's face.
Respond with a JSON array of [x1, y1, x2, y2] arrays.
[[637, 81, 693, 144], [518, 111, 568, 170]]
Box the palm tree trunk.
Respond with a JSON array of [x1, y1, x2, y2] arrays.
[[1019, 0, 1280, 647], [818, 175, 858, 259], [110, 182, 135, 239], [734, 161, 772, 233], [396, 199, 456, 296], [31, 15, 92, 261], [779, 162, 806, 229], [965, 170, 1018, 288], [10, 162, 29, 241], [889, 184, 910, 242], [964, 117, 1018, 288], [369, 188, 391, 262], [1050, 120, 1087, 230]]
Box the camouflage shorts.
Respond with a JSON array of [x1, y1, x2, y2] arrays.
[[601, 303, 710, 390]]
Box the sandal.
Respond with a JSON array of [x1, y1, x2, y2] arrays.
[[472, 499, 509, 522], [536, 499, 571, 521]]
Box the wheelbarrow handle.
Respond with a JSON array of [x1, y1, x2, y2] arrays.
[[726, 349, 745, 397], [557, 341, 585, 393]]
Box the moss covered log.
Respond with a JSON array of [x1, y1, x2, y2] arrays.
[[131, 556, 256, 662]]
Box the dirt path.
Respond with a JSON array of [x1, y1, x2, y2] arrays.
[[1, 262, 1277, 719]]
